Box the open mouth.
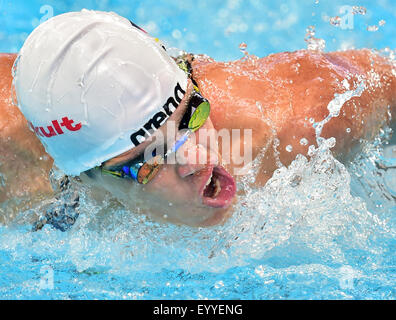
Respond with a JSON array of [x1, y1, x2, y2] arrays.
[[200, 166, 236, 208]]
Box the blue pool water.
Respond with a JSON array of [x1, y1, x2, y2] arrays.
[[0, 0, 395, 299]]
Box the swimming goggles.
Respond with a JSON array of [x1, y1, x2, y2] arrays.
[[101, 87, 210, 184]]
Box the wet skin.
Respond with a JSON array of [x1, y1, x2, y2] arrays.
[[0, 49, 395, 226]]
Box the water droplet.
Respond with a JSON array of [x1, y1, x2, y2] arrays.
[[305, 25, 315, 38], [308, 145, 316, 156], [239, 42, 247, 50], [342, 79, 350, 90], [330, 16, 341, 27], [255, 265, 265, 277], [326, 137, 336, 148], [239, 42, 248, 56], [352, 6, 367, 15], [367, 25, 379, 32], [346, 128, 351, 133], [172, 29, 182, 39], [256, 101, 263, 114], [300, 138, 308, 146], [290, 175, 302, 187], [286, 145, 293, 152]]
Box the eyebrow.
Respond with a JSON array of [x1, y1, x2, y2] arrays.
[[102, 141, 147, 169]]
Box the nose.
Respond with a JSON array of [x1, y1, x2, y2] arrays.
[[177, 143, 218, 178], [176, 120, 220, 178]]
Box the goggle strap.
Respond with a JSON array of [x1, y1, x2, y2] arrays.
[[166, 131, 191, 157]]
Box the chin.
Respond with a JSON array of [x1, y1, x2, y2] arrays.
[[198, 205, 235, 227], [145, 200, 235, 228]]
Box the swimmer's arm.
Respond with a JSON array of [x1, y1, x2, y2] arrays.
[[192, 49, 396, 183], [0, 53, 54, 206], [272, 49, 396, 167]]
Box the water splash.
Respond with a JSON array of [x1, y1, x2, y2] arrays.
[[2, 81, 387, 277], [304, 26, 325, 51], [1, 120, 394, 299], [313, 81, 366, 144], [3, 52, 395, 297]]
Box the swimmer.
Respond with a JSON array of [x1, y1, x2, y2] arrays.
[[0, 10, 395, 228]]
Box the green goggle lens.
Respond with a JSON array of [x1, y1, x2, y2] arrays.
[[188, 101, 210, 132]]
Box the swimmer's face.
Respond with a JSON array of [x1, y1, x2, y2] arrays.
[[81, 82, 237, 227]]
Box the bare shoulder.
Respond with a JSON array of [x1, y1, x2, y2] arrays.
[[192, 49, 395, 125], [0, 53, 53, 209], [0, 54, 19, 130]]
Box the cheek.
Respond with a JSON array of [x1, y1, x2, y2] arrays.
[[99, 176, 138, 200], [146, 166, 194, 200], [100, 177, 163, 213]]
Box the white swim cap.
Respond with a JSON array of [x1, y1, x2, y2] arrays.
[[14, 10, 188, 176]]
